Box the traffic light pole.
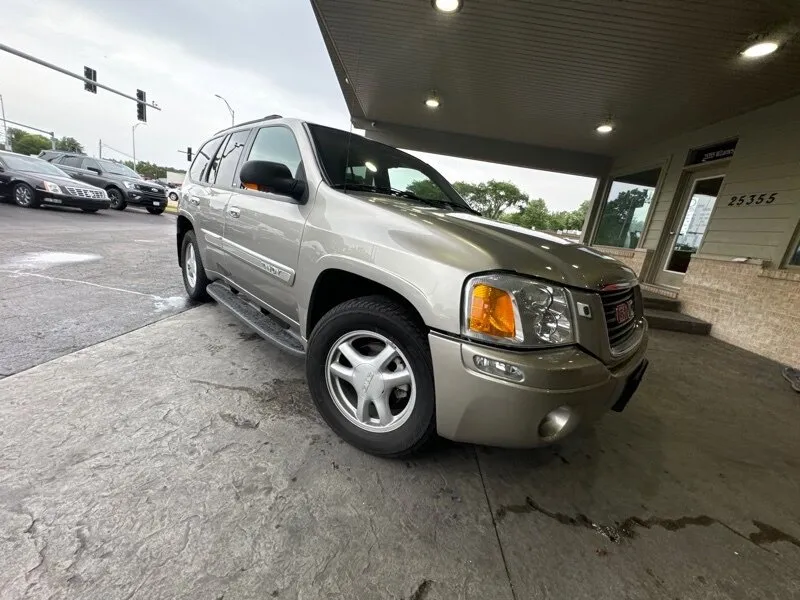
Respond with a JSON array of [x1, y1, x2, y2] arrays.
[[2, 117, 56, 150], [0, 44, 162, 112]]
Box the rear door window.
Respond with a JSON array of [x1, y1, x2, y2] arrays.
[[60, 156, 83, 168], [189, 136, 224, 183], [210, 130, 250, 187]]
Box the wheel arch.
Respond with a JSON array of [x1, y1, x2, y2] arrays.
[[304, 265, 430, 339]]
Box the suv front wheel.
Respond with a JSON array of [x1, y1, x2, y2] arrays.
[[307, 296, 436, 457], [107, 188, 126, 210]]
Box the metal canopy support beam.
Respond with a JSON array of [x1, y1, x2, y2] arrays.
[[357, 120, 612, 178]]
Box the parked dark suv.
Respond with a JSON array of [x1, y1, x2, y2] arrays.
[[38, 151, 167, 214]]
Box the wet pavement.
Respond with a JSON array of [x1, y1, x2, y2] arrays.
[[0, 203, 188, 376], [1, 305, 798, 599]]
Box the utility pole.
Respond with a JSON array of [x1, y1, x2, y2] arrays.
[[132, 122, 146, 172], [0, 94, 8, 151]]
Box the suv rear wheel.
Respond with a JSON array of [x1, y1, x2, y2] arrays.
[[307, 296, 436, 457], [181, 230, 210, 301], [107, 188, 126, 210]]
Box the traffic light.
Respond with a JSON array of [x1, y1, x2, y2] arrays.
[[136, 89, 147, 122], [84, 66, 97, 93], [186, 147, 192, 162]]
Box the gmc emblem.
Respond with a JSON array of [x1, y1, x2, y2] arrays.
[[615, 300, 634, 325]]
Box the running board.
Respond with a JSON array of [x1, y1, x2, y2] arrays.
[[207, 281, 306, 357]]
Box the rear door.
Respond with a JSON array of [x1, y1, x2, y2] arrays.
[[183, 135, 227, 272], [222, 125, 310, 326]]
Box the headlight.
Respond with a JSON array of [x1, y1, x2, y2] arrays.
[[463, 273, 574, 347], [122, 181, 136, 189], [43, 181, 62, 194]]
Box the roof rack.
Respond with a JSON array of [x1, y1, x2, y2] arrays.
[[215, 114, 283, 135]]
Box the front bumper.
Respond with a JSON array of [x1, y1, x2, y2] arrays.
[[38, 191, 110, 210], [124, 188, 167, 207], [430, 324, 648, 448]]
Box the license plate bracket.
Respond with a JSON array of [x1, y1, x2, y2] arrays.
[[152, 201, 160, 206]]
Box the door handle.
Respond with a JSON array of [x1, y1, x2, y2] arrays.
[[228, 206, 241, 218]]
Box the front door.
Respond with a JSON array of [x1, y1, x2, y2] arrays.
[[222, 125, 311, 327], [655, 171, 725, 288]]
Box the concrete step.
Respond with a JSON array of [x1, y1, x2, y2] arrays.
[[207, 281, 306, 357], [642, 290, 682, 312], [645, 309, 712, 335]]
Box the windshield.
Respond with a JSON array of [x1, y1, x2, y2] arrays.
[[1, 154, 69, 177], [99, 159, 140, 178], [307, 124, 472, 211]]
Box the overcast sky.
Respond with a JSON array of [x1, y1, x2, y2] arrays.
[[0, 0, 595, 211]]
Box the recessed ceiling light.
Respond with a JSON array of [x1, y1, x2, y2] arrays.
[[596, 123, 613, 134], [741, 41, 779, 58], [432, 0, 462, 13], [425, 92, 441, 109], [365, 161, 378, 172]]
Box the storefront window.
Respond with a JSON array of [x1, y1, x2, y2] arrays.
[[789, 235, 800, 267], [593, 168, 661, 249]]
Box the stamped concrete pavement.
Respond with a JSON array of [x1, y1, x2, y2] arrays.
[[1, 305, 799, 599]]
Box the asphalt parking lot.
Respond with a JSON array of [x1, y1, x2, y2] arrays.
[[0, 203, 187, 376], [1, 203, 799, 599]]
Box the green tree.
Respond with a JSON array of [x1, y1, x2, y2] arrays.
[[54, 136, 84, 153], [122, 160, 167, 179], [454, 180, 528, 220], [501, 198, 550, 229], [10, 130, 53, 156]]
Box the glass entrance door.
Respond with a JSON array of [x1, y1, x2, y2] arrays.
[[656, 174, 724, 288]]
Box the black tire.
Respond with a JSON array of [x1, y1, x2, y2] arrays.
[[107, 187, 127, 210], [307, 296, 436, 457], [13, 182, 38, 208], [147, 206, 165, 215], [81, 208, 99, 213], [168, 191, 179, 202], [181, 230, 210, 301]]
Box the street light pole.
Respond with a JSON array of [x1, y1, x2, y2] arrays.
[[214, 94, 235, 127], [132, 122, 146, 172], [0, 94, 8, 151]]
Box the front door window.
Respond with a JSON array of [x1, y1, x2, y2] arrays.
[[665, 176, 723, 273]]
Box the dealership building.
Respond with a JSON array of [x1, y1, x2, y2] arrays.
[[312, 0, 800, 366]]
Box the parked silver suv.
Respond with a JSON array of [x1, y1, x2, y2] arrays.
[[177, 116, 648, 456]]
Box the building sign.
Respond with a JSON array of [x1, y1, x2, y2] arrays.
[[686, 139, 738, 165]]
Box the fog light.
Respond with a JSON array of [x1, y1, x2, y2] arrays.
[[473, 355, 524, 382], [538, 406, 572, 440]]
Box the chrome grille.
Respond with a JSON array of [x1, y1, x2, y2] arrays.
[[65, 186, 106, 199], [600, 286, 639, 351]]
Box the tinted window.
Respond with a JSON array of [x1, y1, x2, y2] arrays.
[[189, 136, 224, 182], [60, 156, 83, 168], [211, 130, 249, 187], [247, 127, 303, 178], [82, 158, 101, 171]]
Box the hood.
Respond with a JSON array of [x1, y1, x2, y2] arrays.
[[132, 180, 166, 191], [34, 172, 102, 190], [366, 195, 637, 291]]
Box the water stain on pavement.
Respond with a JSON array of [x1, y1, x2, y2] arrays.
[[190, 377, 318, 421], [495, 496, 800, 553]]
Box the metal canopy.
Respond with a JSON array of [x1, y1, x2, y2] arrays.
[[312, 0, 800, 176]]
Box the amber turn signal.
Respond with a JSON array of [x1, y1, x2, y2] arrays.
[[468, 284, 516, 338]]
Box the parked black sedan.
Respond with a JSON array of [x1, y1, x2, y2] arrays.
[[0, 151, 110, 212]]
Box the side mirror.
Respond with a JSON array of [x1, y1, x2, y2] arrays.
[[239, 160, 306, 202], [86, 166, 101, 175]]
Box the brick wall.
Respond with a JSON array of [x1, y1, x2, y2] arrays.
[[593, 246, 649, 277], [680, 257, 800, 366]]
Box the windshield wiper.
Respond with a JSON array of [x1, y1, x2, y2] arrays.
[[330, 183, 479, 214]]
